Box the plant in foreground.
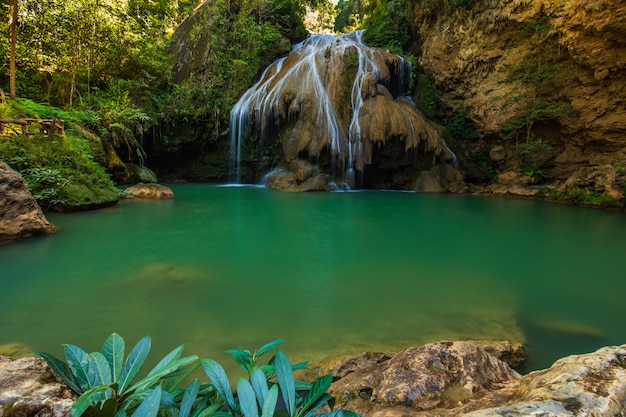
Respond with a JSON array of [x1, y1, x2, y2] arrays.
[[36, 333, 199, 417], [37, 335, 360, 417]]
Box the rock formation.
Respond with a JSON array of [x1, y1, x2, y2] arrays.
[[321, 342, 626, 416], [0, 162, 57, 243], [0, 356, 74, 417], [123, 182, 175, 199], [413, 0, 626, 206], [230, 31, 461, 190]]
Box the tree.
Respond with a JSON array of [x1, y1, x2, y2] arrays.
[[9, 0, 16, 97]]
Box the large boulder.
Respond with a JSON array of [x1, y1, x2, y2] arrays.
[[328, 341, 520, 413], [325, 343, 626, 417], [0, 356, 75, 417], [0, 162, 57, 243]]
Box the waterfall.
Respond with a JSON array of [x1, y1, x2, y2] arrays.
[[229, 30, 454, 187]]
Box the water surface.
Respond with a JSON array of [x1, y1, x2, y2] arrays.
[[1, 184, 625, 373]]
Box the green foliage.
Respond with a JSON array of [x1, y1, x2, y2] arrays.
[[0, 132, 119, 209], [413, 74, 442, 119], [39, 335, 360, 417], [443, 108, 479, 142], [362, 0, 413, 51], [334, 0, 365, 33], [468, 146, 497, 181], [550, 188, 621, 208], [500, 16, 576, 144], [36, 334, 200, 417]]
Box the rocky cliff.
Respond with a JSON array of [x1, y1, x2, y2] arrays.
[[0, 162, 57, 243], [411, 0, 626, 206]]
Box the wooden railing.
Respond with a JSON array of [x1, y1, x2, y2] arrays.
[[0, 118, 65, 138]]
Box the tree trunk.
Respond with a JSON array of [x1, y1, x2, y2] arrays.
[[9, 0, 18, 98]]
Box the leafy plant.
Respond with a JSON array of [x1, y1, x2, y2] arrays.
[[36, 333, 199, 417], [202, 348, 355, 417], [444, 108, 478, 142], [37, 336, 360, 417]]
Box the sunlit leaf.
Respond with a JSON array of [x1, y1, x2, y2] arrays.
[[102, 333, 125, 383], [119, 336, 151, 394], [64, 344, 91, 391]]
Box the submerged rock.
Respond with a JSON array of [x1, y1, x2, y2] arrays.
[[119, 263, 199, 291], [124, 182, 175, 199], [0, 344, 34, 360], [0, 162, 57, 243]]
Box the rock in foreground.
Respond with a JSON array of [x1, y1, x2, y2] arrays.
[[0, 162, 57, 243], [0, 356, 74, 417], [326, 342, 626, 417]]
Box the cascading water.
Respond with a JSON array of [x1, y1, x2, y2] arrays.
[[229, 30, 455, 188]]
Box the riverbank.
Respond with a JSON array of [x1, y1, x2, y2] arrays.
[[2, 340, 625, 417]]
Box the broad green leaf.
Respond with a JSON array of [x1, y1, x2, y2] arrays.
[[258, 364, 275, 378], [102, 333, 125, 383], [35, 352, 82, 394], [250, 367, 269, 406], [64, 344, 91, 391], [201, 359, 237, 412], [254, 340, 284, 359], [237, 378, 259, 417], [128, 355, 198, 393], [260, 384, 279, 417], [164, 362, 201, 391], [294, 381, 312, 391], [88, 352, 113, 388], [70, 386, 112, 417], [274, 349, 295, 417], [179, 379, 200, 417], [226, 349, 253, 371], [160, 390, 178, 408], [301, 394, 333, 417], [190, 397, 214, 417], [145, 345, 184, 379], [131, 385, 161, 417], [291, 361, 308, 371], [296, 375, 332, 417], [119, 336, 151, 394]]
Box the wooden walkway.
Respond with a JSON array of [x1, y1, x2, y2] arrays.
[[0, 118, 65, 138]]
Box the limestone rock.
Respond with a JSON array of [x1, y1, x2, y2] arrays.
[[417, 0, 626, 180], [0, 162, 57, 243], [265, 170, 332, 192], [559, 165, 624, 201], [495, 171, 533, 186], [0, 356, 75, 417], [124, 182, 175, 199], [328, 341, 519, 413], [456, 345, 626, 416], [328, 344, 626, 417]]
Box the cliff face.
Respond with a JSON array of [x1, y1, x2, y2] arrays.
[[413, 0, 626, 181]]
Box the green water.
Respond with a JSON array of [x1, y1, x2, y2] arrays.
[[1, 183, 625, 373]]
